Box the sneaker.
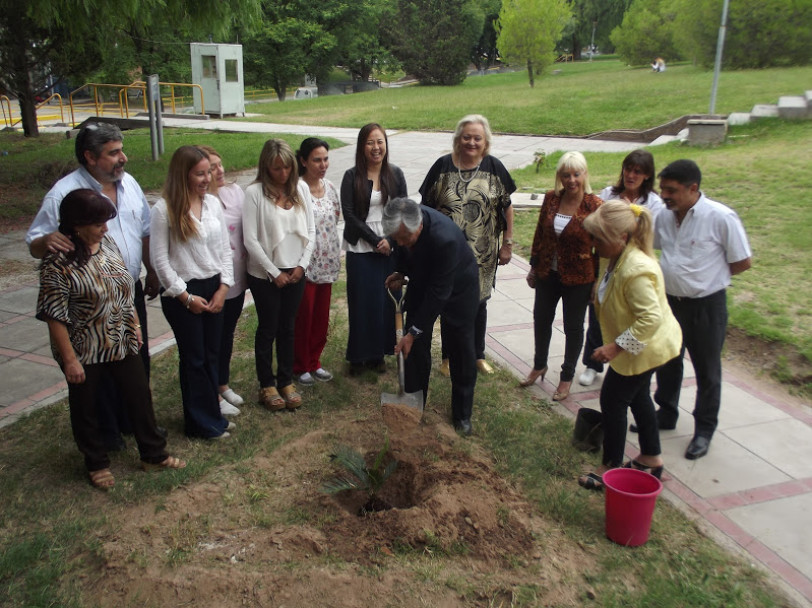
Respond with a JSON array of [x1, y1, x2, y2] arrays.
[[220, 388, 244, 407], [313, 367, 333, 382], [298, 372, 315, 386], [578, 368, 598, 386], [219, 399, 241, 416], [226, 421, 237, 431], [212, 431, 231, 440]]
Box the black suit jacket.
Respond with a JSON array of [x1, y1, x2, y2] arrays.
[[341, 165, 408, 247], [396, 206, 479, 334]]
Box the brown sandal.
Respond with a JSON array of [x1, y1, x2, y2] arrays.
[[142, 455, 187, 472], [259, 386, 285, 411], [279, 384, 302, 410], [89, 468, 115, 490]]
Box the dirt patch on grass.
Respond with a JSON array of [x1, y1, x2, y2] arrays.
[[83, 409, 592, 608]]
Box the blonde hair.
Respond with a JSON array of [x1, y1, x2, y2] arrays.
[[254, 139, 301, 206], [583, 199, 653, 257], [196, 145, 222, 196], [452, 114, 492, 158], [162, 145, 210, 242], [554, 151, 593, 194]]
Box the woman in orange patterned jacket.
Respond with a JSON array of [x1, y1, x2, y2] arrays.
[[521, 151, 602, 401]]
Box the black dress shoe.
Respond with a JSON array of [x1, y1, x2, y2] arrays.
[[454, 419, 473, 436], [629, 416, 677, 433], [685, 436, 711, 460], [104, 436, 127, 452]]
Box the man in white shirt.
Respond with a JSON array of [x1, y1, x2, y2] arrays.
[[649, 159, 752, 460], [27, 122, 162, 448]]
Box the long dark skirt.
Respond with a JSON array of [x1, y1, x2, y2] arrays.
[[345, 251, 398, 364]]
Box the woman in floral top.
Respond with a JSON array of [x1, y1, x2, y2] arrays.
[[294, 138, 341, 385]]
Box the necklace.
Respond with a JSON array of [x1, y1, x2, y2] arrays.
[[458, 161, 481, 184]]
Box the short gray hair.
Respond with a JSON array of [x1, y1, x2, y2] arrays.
[[75, 122, 123, 166], [382, 197, 422, 236]]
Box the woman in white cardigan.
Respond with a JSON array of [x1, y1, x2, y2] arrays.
[[243, 139, 315, 411], [150, 145, 234, 439]]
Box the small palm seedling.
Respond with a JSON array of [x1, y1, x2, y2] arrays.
[[322, 438, 398, 514]]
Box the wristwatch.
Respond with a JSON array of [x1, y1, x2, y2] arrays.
[[503, 238, 514, 247], [407, 326, 423, 338]]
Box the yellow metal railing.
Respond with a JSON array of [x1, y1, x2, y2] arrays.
[[36, 93, 66, 124], [0, 95, 12, 127], [70, 82, 206, 125]]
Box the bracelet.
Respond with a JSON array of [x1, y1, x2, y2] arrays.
[[134, 324, 141, 329], [503, 238, 514, 247], [185, 294, 194, 310]]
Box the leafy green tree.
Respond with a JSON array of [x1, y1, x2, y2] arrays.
[[672, 0, 812, 68], [387, 0, 485, 85], [558, 0, 630, 58], [0, 0, 261, 137], [496, 0, 571, 87], [471, 0, 503, 70], [609, 0, 682, 66]]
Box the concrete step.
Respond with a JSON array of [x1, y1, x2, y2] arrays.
[[777, 95, 809, 119]]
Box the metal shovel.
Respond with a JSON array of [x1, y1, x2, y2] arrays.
[[380, 286, 424, 416]]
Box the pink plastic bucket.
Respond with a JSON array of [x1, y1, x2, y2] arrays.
[[603, 468, 663, 547]]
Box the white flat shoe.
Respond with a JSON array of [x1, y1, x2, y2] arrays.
[[578, 368, 598, 386], [219, 399, 241, 416], [220, 388, 244, 406]]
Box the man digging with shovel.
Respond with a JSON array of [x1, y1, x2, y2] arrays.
[[383, 198, 480, 435]]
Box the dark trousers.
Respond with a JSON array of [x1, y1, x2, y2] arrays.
[[345, 251, 398, 364], [600, 367, 661, 468], [294, 281, 332, 374], [532, 273, 592, 382], [655, 290, 727, 439], [218, 291, 246, 387], [405, 295, 478, 424], [96, 279, 150, 442], [68, 353, 166, 472], [581, 302, 604, 373], [161, 275, 228, 438], [441, 299, 488, 361], [248, 273, 306, 390]]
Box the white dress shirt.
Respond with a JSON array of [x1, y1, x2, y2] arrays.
[[654, 193, 751, 298]]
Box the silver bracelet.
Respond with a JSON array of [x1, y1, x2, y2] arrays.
[[185, 294, 194, 309]]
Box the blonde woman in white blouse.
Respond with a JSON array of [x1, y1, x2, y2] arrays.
[[243, 139, 315, 411], [150, 146, 234, 440]]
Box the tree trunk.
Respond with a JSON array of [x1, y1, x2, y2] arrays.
[[572, 33, 581, 61], [274, 83, 287, 102], [10, 42, 39, 137], [527, 58, 534, 88]]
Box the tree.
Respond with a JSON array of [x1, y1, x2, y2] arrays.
[[558, 0, 630, 59], [387, 0, 485, 85], [496, 0, 571, 87], [672, 0, 812, 69], [471, 0, 503, 70], [0, 0, 261, 137], [609, 0, 682, 66]]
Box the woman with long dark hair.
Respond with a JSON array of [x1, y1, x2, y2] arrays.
[[243, 139, 315, 410], [294, 137, 341, 385], [151, 146, 234, 439], [341, 123, 408, 375], [38, 189, 185, 489]]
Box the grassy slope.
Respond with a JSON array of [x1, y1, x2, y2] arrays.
[[241, 62, 812, 135]]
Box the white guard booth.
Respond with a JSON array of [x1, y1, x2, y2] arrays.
[[190, 43, 245, 118]]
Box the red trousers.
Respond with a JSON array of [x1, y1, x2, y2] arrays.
[[294, 281, 332, 374]]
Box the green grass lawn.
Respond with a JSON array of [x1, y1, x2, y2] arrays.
[[0, 129, 345, 223], [510, 118, 812, 376], [241, 61, 812, 135]]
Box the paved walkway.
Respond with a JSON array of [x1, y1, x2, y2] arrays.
[[1, 123, 810, 607]]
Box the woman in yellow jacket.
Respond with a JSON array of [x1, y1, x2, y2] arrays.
[[578, 201, 682, 490]]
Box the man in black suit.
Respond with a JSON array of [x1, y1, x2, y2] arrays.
[[383, 198, 480, 435]]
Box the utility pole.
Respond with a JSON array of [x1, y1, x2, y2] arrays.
[[709, 0, 730, 114]]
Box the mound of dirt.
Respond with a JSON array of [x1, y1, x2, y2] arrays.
[[84, 410, 594, 607]]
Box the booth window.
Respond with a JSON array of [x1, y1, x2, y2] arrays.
[[202, 55, 217, 78], [225, 60, 239, 83]]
